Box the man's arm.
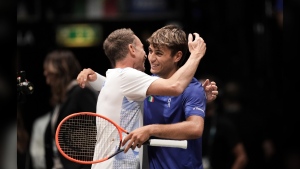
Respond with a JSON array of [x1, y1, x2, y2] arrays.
[[143, 116, 204, 139], [146, 33, 206, 96], [122, 116, 204, 152], [77, 68, 106, 91]]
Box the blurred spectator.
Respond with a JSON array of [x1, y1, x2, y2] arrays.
[[29, 111, 50, 169], [40, 49, 98, 169], [15, 51, 33, 169], [2, 73, 17, 169], [0, 72, 15, 169], [262, 138, 283, 169], [2, 121, 17, 169], [199, 78, 248, 169], [221, 80, 274, 169]]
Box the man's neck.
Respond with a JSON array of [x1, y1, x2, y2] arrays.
[[115, 59, 133, 69], [157, 68, 178, 79]]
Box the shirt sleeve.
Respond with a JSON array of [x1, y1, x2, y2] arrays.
[[183, 82, 206, 118], [119, 68, 159, 101], [88, 73, 106, 91]]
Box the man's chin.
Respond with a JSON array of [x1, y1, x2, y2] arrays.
[[150, 69, 157, 74]]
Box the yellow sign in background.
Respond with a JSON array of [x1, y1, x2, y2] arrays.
[[56, 24, 102, 47]]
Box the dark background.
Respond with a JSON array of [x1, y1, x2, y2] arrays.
[[13, 0, 299, 169]]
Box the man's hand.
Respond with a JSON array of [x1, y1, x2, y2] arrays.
[[121, 126, 152, 153], [202, 79, 218, 103], [76, 68, 97, 88], [188, 33, 206, 60]]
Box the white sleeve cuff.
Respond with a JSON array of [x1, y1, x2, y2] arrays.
[[89, 73, 106, 91]]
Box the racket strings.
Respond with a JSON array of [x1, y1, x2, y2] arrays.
[[58, 114, 97, 161], [57, 114, 120, 162]]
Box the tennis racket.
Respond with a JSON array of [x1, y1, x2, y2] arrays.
[[55, 112, 187, 164]]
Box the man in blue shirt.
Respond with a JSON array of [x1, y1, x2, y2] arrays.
[[122, 25, 215, 169]]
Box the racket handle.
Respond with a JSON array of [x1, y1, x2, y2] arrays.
[[147, 139, 187, 149]]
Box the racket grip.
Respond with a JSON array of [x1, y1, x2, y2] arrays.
[[148, 139, 187, 149]]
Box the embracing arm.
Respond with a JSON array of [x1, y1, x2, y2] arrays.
[[146, 33, 206, 96], [77, 68, 106, 91], [146, 115, 204, 139], [122, 115, 204, 152]]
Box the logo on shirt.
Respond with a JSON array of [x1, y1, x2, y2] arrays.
[[167, 98, 171, 107], [193, 107, 204, 113], [148, 96, 154, 102]]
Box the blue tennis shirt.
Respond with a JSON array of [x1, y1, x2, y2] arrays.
[[144, 77, 206, 169]]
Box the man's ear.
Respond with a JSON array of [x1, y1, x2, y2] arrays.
[[128, 44, 135, 58], [174, 51, 183, 63]]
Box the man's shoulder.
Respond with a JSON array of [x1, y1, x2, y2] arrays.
[[108, 67, 137, 72], [107, 67, 146, 76], [117, 68, 155, 82], [186, 78, 203, 90], [182, 78, 205, 97]]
